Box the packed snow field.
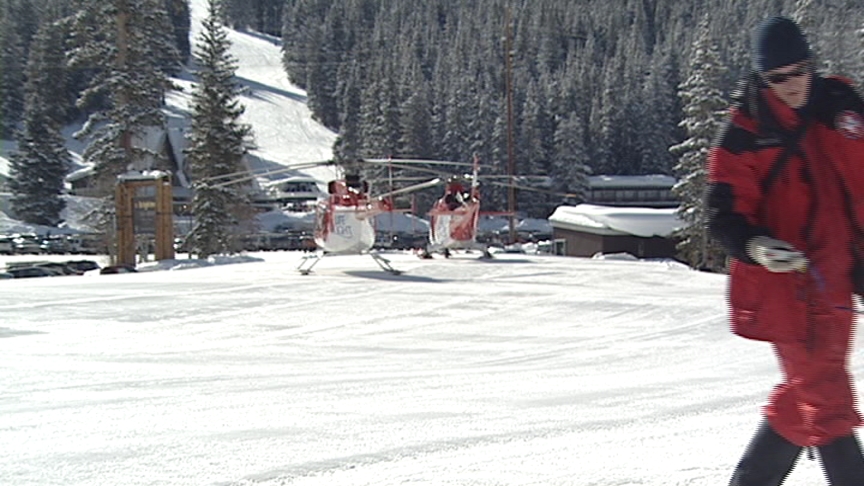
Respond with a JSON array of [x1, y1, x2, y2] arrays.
[[1, 250, 857, 486], [1, 0, 862, 483]]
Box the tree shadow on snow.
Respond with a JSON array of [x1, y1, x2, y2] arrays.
[[237, 76, 307, 104]]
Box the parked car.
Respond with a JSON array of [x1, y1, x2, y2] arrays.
[[7, 266, 57, 278], [0, 236, 13, 255], [100, 264, 137, 274], [0, 272, 13, 279], [12, 234, 43, 255], [31, 262, 81, 276], [67, 234, 107, 255], [65, 260, 101, 273], [40, 236, 73, 254]]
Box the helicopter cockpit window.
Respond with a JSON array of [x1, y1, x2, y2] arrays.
[[343, 175, 369, 193]]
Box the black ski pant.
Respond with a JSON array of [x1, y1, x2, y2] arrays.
[[729, 420, 864, 486]]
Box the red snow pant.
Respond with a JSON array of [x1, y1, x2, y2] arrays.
[[764, 308, 863, 447]]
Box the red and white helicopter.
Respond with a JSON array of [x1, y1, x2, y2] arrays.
[[297, 170, 440, 275], [422, 155, 494, 259], [296, 155, 545, 273], [365, 155, 515, 259]]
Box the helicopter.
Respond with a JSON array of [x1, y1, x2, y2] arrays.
[[422, 156, 492, 258], [293, 155, 556, 273], [362, 155, 519, 260], [296, 170, 440, 275]]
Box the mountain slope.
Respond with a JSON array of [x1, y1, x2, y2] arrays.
[[1, 0, 338, 233], [178, 0, 338, 184]]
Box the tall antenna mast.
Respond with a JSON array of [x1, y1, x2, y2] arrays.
[[504, 6, 517, 243]]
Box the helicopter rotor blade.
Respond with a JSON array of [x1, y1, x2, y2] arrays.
[[207, 161, 336, 189], [375, 178, 443, 199], [362, 157, 477, 167]]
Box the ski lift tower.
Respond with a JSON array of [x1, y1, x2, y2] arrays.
[[115, 171, 175, 267]]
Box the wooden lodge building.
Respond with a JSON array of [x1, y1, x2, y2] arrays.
[[548, 175, 682, 259]]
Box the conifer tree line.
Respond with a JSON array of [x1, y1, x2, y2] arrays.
[[2, 0, 192, 235], [2, 0, 256, 259], [222, 0, 283, 36], [281, 0, 864, 220]]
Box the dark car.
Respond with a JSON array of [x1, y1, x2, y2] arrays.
[[8, 267, 57, 279], [32, 262, 81, 276], [65, 260, 101, 273], [100, 264, 137, 275]]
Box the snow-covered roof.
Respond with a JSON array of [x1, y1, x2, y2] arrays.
[[118, 170, 171, 181], [588, 174, 676, 188], [548, 203, 681, 237], [65, 126, 173, 183], [66, 164, 94, 182]]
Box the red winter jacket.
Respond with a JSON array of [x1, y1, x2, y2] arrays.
[[707, 75, 864, 344]]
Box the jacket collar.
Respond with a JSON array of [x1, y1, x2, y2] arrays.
[[761, 86, 805, 132]]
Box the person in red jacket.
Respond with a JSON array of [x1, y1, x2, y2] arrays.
[[707, 16, 864, 486]]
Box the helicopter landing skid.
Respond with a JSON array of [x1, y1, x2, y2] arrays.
[[370, 252, 403, 275], [297, 253, 322, 275]]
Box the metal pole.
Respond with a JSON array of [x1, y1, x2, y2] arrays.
[[504, 7, 517, 244]]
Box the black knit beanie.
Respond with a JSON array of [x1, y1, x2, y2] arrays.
[[752, 16, 811, 72]]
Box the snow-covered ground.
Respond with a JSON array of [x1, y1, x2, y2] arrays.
[[1, 1, 861, 485], [0, 250, 849, 486]]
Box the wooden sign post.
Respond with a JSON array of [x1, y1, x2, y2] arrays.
[[115, 172, 174, 267]]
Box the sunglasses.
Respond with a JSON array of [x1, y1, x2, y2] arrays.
[[763, 64, 811, 85]]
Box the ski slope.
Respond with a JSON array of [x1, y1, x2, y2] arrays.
[[0, 250, 856, 486], [166, 0, 339, 186]]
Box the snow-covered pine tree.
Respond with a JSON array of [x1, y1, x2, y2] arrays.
[[332, 71, 362, 164], [9, 20, 72, 226], [357, 58, 400, 159], [71, 0, 178, 196], [164, 0, 192, 68], [184, 0, 254, 259], [593, 56, 628, 175], [670, 16, 728, 271], [397, 59, 433, 159], [551, 112, 590, 205], [304, 2, 349, 131], [637, 49, 680, 175], [859, 20, 864, 83], [0, 9, 25, 138], [518, 78, 554, 217]]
